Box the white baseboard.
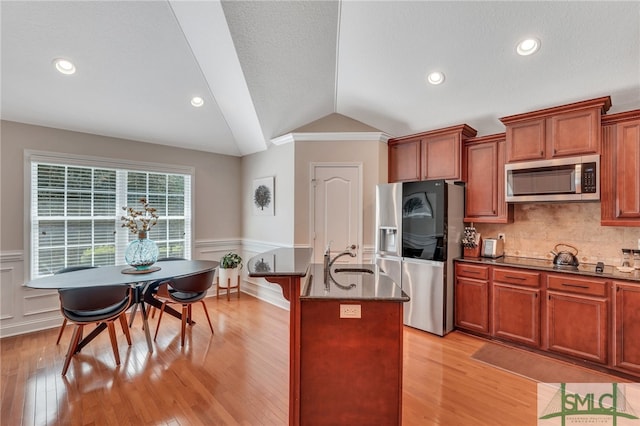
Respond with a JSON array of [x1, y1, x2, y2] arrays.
[[1, 315, 64, 338], [240, 279, 290, 310], [208, 280, 287, 309]]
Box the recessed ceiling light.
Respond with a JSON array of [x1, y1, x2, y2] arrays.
[[53, 58, 76, 75], [516, 38, 540, 56], [190, 96, 204, 107], [426, 71, 445, 85]]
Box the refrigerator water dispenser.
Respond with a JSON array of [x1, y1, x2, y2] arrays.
[[378, 227, 398, 253]]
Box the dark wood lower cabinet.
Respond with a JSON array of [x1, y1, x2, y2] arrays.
[[546, 291, 608, 364], [454, 260, 640, 379], [455, 277, 490, 335], [492, 283, 540, 347], [614, 282, 640, 373], [300, 300, 403, 425]]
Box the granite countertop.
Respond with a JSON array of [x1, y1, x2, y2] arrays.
[[455, 255, 640, 283], [247, 248, 408, 301], [301, 263, 409, 302], [247, 247, 313, 277]]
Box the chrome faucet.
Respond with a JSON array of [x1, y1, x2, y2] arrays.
[[328, 244, 357, 267], [323, 244, 358, 290], [323, 241, 332, 281]]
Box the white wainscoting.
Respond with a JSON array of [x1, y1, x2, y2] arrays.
[[361, 244, 375, 264], [1, 241, 371, 337], [231, 239, 296, 310], [0, 251, 64, 337], [194, 238, 290, 310]]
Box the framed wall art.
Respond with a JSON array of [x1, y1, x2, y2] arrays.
[[253, 176, 274, 216]]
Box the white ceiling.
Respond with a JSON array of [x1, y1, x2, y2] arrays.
[[2, 1, 639, 157]]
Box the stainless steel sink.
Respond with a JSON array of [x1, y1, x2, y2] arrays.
[[334, 267, 374, 275]]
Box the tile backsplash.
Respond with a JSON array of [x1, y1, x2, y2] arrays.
[[473, 203, 640, 267]]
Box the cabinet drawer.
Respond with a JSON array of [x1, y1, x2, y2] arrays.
[[456, 263, 489, 280], [547, 274, 608, 297], [493, 268, 540, 287]]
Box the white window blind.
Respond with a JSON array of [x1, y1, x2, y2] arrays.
[[29, 155, 192, 279]]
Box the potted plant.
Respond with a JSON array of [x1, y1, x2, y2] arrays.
[[219, 252, 243, 289]]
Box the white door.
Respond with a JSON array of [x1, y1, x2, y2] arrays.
[[311, 164, 362, 264]]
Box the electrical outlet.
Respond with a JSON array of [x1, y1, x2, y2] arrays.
[[340, 304, 361, 319], [498, 233, 506, 242]]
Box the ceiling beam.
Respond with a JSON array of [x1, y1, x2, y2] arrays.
[[169, 0, 267, 156]]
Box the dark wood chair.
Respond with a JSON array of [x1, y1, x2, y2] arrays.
[[53, 265, 98, 345], [153, 270, 215, 346], [58, 285, 132, 375]]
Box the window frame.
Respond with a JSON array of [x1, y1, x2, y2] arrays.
[[24, 150, 195, 280]]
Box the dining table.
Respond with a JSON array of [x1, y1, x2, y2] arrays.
[[25, 260, 219, 353]]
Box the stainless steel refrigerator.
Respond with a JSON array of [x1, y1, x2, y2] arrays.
[[374, 180, 463, 336]]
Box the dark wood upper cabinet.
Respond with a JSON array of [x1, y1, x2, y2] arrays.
[[463, 133, 513, 223], [388, 139, 421, 182], [601, 110, 640, 226], [388, 124, 476, 182], [504, 119, 546, 162], [549, 107, 602, 157], [616, 118, 640, 218], [500, 96, 611, 163], [422, 131, 461, 180]]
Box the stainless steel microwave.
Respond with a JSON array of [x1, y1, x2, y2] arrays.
[[505, 154, 599, 202]]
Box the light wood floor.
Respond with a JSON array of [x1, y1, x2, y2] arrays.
[[0, 293, 620, 425]]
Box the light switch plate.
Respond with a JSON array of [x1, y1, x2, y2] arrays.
[[340, 304, 361, 318]]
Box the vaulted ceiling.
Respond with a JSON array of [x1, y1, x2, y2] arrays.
[[2, 1, 639, 157]]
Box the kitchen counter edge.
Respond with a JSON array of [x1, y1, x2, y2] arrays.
[[247, 248, 408, 301], [455, 256, 640, 283], [247, 247, 313, 277], [301, 264, 409, 302]]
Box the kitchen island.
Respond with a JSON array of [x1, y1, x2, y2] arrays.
[[248, 248, 409, 426]]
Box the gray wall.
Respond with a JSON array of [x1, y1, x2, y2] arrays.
[[0, 120, 242, 251], [240, 142, 295, 246]]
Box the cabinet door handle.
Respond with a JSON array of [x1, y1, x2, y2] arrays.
[[561, 283, 589, 289], [540, 151, 544, 156], [505, 275, 526, 280]]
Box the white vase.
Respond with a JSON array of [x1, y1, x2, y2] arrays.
[[218, 267, 239, 288]]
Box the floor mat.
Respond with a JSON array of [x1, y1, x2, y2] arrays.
[[471, 342, 621, 383]]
